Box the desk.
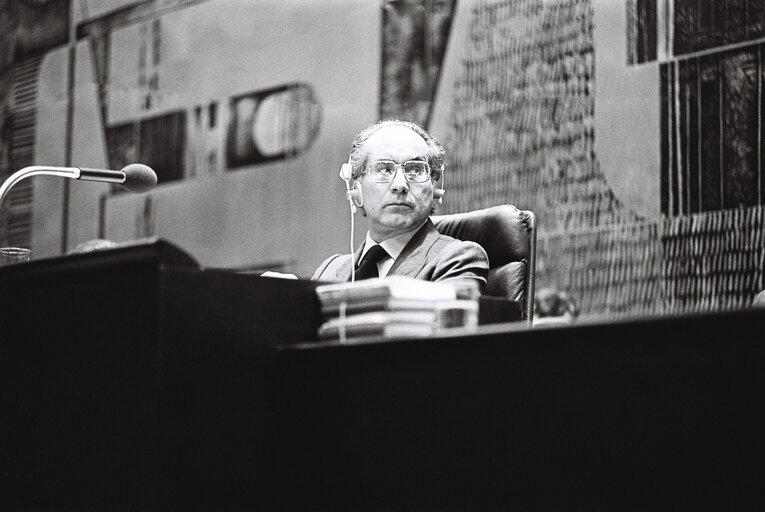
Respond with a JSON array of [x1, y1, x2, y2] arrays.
[[0, 239, 320, 511], [271, 309, 765, 511], [2, 241, 764, 511]]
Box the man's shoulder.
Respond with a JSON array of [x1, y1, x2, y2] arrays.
[[407, 220, 486, 259], [431, 230, 488, 260], [312, 253, 353, 281]]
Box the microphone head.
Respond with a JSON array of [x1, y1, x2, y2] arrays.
[[121, 164, 157, 193]]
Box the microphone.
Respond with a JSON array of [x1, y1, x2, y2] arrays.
[[80, 164, 157, 192], [0, 164, 157, 206]]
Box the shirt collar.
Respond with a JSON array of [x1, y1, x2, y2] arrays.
[[360, 219, 428, 262]]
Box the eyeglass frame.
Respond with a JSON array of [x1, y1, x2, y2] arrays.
[[361, 159, 434, 183]]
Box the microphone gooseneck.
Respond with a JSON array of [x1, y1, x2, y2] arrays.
[[0, 166, 79, 207]]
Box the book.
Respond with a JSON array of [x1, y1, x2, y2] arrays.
[[321, 298, 478, 318], [316, 276, 458, 304], [315, 276, 481, 343], [318, 314, 475, 341], [315, 275, 479, 306], [317, 302, 478, 341]]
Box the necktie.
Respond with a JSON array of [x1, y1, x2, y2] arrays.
[[353, 244, 388, 280]]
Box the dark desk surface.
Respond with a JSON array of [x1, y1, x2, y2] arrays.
[[271, 307, 765, 511]]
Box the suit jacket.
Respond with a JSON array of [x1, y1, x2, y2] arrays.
[[311, 219, 489, 289]]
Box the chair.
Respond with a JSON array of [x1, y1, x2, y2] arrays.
[[432, 205, 537, 324]]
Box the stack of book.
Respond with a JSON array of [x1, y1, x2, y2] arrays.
[[314, 276, 480, 343]]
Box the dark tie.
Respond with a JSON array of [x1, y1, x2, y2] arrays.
[[354, 244, 389, 280]]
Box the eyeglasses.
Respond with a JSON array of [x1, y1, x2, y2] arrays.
[[364, 160, 432, 183]]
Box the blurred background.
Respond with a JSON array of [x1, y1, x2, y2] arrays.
[[1, 0, 764, 320]]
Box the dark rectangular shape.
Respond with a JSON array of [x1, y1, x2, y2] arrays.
[[0, 239, 322, 511], [636, 0, 657, 63], [14, 0, 70, 58], [687, 58, 701, 212], [749, 0, 765, 39], [679, 59, 691, 213], [106, 120, 137, 170], [721, 48, 759, 208], [761, 43, 765, 204], [725, 0, 748, 45], [674, 0, 765, 55], [139, 111, 186, 183], [272, 308, 765, 511], [700, 54, 722, 211], [672, 0, 694, 55], [380, 0, 456, 125], [478, 295, 522, 324]]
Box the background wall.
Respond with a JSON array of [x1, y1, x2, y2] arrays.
[[1, 0, 764, 318]]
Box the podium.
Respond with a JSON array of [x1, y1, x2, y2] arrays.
[[0, 239, 321, 510]]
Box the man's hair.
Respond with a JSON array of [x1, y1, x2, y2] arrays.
[[348, 119, 444, 182]]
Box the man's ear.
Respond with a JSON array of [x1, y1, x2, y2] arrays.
[[347, 180, 363, 208]]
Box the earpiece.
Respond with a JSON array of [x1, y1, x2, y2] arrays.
[[347, 181, 363, 208], [340, 156, 361, 213], [339, 161, 352, 183]]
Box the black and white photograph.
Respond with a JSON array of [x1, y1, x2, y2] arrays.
[[2, 0, 764, 510]]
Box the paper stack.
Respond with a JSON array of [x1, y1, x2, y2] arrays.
[[315, 276, 480, 343]]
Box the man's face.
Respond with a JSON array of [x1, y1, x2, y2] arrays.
[[357, 126, 435, 242]]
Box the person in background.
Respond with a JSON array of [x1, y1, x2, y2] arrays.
[[69, 238, 117, 254], [312, 119, 488, 290], [533, 286, 579, 326]]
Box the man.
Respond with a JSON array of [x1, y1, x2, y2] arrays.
[[312, 119, 489, 290]]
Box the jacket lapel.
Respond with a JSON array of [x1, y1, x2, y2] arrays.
[[336, 242, 365, 282], [388, 220, 440, 278]]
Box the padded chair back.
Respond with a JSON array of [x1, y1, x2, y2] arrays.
[[432, 205, 537, 323]]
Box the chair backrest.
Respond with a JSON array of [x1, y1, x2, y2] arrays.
[[432, 205, 537, 323]]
